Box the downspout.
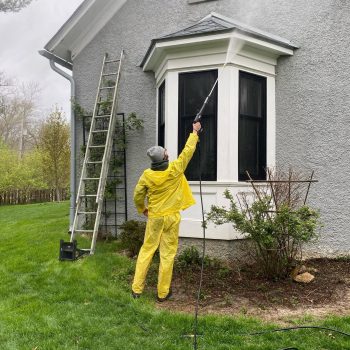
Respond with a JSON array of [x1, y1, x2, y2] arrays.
[[38, 50, 76, 231]]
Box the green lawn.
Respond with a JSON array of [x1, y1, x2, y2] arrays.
[[0, 202, 349, 350]]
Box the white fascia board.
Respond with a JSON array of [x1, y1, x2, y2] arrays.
[[142, 32, 232, 72], [45, 0, 95, 57], [45, 0, 127, 62], [143, 31, 294, 74], [234, 32, 294, 57], [70, 0, 128, 59]]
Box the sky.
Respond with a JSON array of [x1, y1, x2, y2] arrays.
[[0, 0, 84, 119]]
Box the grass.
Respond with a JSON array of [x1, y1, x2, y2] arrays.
[[0, 202, 349, 350]]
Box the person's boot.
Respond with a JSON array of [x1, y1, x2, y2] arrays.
[[156, 288, 172, 302], [131, 290, 141, 299]]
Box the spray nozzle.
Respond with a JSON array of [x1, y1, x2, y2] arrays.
[[193, 113, 201, 123]]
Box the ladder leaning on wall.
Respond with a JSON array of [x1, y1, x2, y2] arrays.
[[70, 50, 124, 255]]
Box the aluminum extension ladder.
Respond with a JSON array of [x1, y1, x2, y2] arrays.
[[70, 51, 124, 254]]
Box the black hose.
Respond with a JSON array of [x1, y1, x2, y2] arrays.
[[193, 141, 206, 350]]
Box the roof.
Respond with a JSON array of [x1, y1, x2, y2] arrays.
[[141, 12, 298, 67], [43, 0, 127, 63]]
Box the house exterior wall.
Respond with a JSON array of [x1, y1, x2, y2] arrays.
[[72, 0, 350, 256]]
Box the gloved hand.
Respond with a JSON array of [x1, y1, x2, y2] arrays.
[[193, 122, 202, 134]]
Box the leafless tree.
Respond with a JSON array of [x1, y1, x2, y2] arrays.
[[0, 75, 41, 155], [0, 0, 34, 13]]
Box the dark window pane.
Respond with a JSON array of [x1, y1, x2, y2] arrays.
[[182, 71, 217, 117], [240, 74, 263, 118], [239, 71, 266, 181], [178, 70, 217, 181], [158, 81, 165, 147]]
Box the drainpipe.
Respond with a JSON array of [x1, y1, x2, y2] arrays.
[[38, 50, 76, 231]]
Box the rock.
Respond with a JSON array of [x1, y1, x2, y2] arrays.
[[299, 265, 308, 274], [293, 272, 315, 283]]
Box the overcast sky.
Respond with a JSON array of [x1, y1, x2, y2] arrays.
[[0, 0, 83, 119]]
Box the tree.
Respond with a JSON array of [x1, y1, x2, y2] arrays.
[[0, 76, 40, 154], [37, 107, 70, 201], [0, 0, 33, 13], [0, 141, 45, 191]]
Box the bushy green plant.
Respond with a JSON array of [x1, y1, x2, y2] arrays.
[[176, 246, 202, 269], [119, 220, 146, 257], [176, 246, 219, 270], [207, 189, 320, 279]]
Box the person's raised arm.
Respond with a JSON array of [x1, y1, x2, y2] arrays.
[[171, 122, 201, 175]]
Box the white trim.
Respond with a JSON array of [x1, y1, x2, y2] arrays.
[[266, 76, 276, 168], [143, 31, 294, 74], [164, 72, 178, 156], [45, 0, 127, 62]]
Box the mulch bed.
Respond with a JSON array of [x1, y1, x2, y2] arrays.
[[151, 258, 350, 320]]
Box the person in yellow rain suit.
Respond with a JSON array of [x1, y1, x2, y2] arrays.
[[132, 121, 202, 302]]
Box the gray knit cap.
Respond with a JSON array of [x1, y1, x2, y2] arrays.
[[147, 146, 165, 163], [147, 146, 168, 170]]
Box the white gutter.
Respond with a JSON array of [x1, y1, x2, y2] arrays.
[[39, 50, 76, 232]]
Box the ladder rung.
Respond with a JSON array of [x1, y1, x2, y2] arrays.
[[89, 145, 106, 148], [94, 115, 110, 118], [80, 194, 97, 197], [102, 72, 118, 76], [82, 178, 100, 180], [100, 87, 115, 90], [78, 211, 97, 215], [105, 59, 120, 63], [87, 161, 103, 164], [75, 229, 94, 233], [97, 101, 113, 104], [92, 130, 108, 133]]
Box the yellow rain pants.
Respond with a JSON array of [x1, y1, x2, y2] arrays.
[[132, 133, 198, 298], [132, 213, 181, 298]]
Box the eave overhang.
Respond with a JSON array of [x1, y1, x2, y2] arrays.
[[44, 0, 127, 63]]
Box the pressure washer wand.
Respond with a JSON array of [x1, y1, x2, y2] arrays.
[[193, 77, 218, 123]]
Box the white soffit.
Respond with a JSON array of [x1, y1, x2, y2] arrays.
[[44, 0, 127, 63], [142, 31, 295, 73]]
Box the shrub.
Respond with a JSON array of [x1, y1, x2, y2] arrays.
[[207, 186, 321, 280], [176, 246, 222, 270], [176, 246, 202, 269], [119, 220, 146, 257]]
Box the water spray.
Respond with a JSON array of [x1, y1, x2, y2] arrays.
[[194, 35, 242, 124]]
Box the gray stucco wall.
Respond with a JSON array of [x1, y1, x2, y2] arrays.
[[73, 0, 350, 256]]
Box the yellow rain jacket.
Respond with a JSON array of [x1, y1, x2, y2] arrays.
[[134, 133, 198, 217]]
